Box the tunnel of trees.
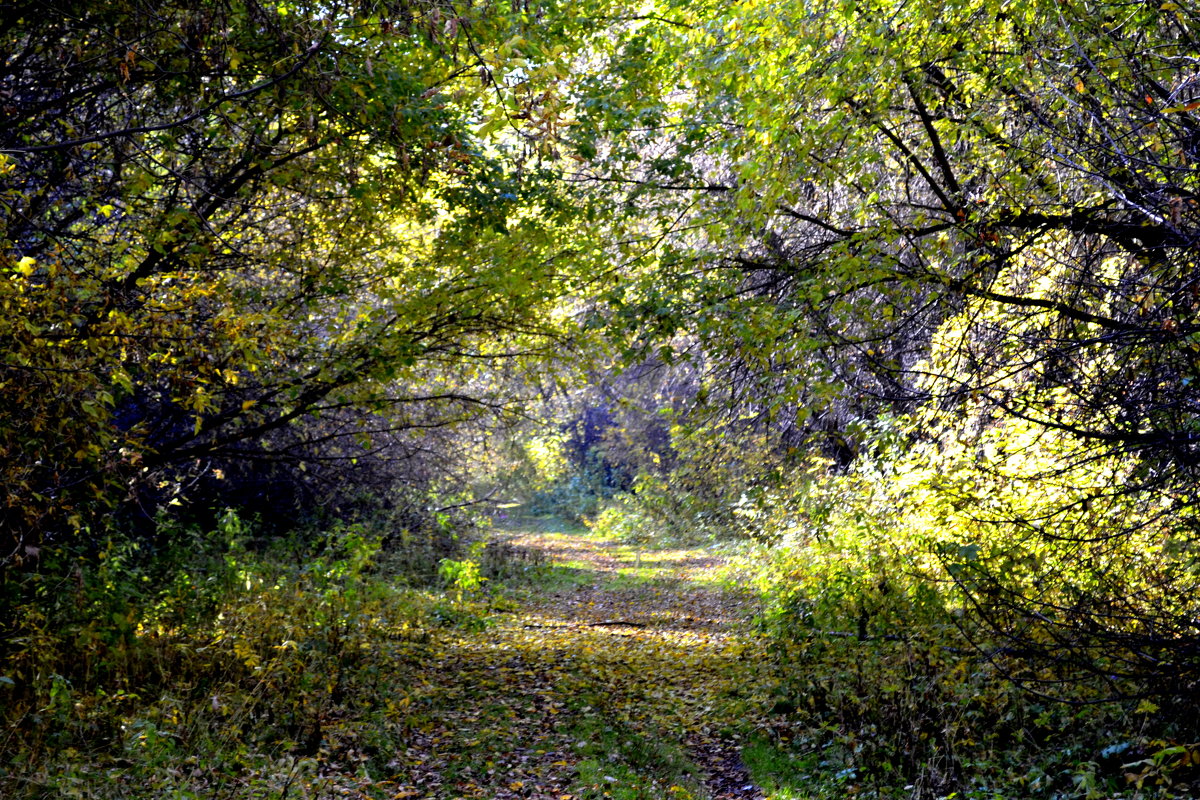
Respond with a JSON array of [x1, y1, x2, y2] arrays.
[[4, 0, 1200, 797]]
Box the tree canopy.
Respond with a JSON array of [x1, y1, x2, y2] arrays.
[[2, 0, 614, 559], [558, 0, 1200, 690]]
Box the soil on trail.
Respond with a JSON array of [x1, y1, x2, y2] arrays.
[[391, 520, 773, 800]]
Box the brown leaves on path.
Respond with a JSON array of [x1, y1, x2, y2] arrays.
[[387, 523, 772, 799]]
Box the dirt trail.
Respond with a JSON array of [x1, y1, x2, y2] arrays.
[[391, 522, 772, 800]]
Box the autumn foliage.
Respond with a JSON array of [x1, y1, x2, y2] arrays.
[[6, 0, 1200, 797]]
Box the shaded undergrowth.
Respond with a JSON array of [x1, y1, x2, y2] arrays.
[[0, 515, 771, 800], [5, 514, 1198, 799]]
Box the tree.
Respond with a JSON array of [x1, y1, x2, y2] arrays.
[[0, 0, 607, 570], [566, 0, 1200, 690]]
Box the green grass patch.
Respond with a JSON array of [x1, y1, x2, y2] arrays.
[[568, 708, 706, 800], [742, 737, 853, 800]]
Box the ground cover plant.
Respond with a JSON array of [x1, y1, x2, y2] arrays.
[[7, 509, 1199, 799]]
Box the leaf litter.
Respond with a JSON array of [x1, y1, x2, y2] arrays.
[[388, 523, 774, 799]]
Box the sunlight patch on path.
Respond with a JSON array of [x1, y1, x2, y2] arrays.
[[390, 523, 773, 800]]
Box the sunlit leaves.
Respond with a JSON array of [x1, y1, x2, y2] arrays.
[[0, 0, 619, 555]]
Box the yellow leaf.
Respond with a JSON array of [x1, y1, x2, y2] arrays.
[[1074, 76, 1085, 93], [1162, 99, 1200, 114]]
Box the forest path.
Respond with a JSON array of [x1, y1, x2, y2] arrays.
[[393, 518, 776, 800]]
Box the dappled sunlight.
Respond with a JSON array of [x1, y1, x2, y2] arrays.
[[384, 523, 773, 799], [10, 1, 1199, 797]]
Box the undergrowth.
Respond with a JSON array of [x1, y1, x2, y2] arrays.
[[719, 468, 1200, 800], [7, 500, 1200, 800], [581, 450, 1200, 799], [0, 513, 501, 799]]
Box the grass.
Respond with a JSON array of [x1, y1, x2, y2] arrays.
[[569, 709, 706, 800], [741, 739, 824, 800], [8, 512, 1194, 799]]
